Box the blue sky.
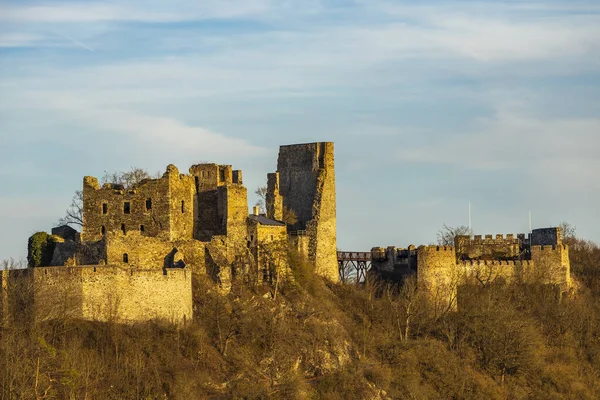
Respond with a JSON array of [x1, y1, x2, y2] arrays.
[[1, 0, 599, 261]]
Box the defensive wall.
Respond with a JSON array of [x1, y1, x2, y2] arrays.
[[267, 142, 338, 281], [371, 227, 571, 307], [12, 143, 334, 325], [36, 265, 192, 324]]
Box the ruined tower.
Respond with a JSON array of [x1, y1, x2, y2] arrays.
[[266, 142, 338, 281]]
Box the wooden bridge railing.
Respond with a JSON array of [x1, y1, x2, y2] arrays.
[[337, 251, 372, 284]]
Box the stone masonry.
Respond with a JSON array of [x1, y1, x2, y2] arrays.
[[12, 144, 327, 325], [371, 227, 572, 308], [266, 142, 338, 281]]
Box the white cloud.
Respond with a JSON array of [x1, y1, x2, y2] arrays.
[[0, 32, 43, 47], [397, 105, 600, 193]]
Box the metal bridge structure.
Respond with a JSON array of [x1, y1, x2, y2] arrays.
[[337, 251, 372, 284]]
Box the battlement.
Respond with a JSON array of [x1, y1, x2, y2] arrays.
[[532, 244, 568, 251], [418, 245, 455, 253], [459, 259, 533, 267], [463, 234, 521, 244]]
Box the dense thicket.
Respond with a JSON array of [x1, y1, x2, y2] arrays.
[[2, 240, 600, 399]]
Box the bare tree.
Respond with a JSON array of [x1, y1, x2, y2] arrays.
[[254, 186, 268, 213], [57, 190, 84, 228], [58, 167, 151, 230], [559, 221, 576, 244], [437, 224, 472, 246], [102, 167, 152, 189]]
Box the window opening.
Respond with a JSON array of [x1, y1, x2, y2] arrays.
[[121, 224, 126, 234], [181, 200, 185, 213], [101, 226, 106, 236], [102, 203, 108, 214], [124, 202, 131, 214], [146, 198, 152, 211], [140, 225, 145, 233], [123, 253, 129, 263]]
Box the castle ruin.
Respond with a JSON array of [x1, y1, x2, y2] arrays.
[[370, 227, 571, 308], [1, 142, 338, 326], [0, 140, 572, 326]]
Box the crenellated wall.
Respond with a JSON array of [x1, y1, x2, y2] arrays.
[[531, 244, 570, 288], [375, 229, 571, 306], [455, 233, 522, 260]]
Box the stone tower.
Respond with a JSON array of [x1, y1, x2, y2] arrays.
[[267, 142, 338, 281]]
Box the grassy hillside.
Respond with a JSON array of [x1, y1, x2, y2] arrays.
[[1, 241, 600, 399]]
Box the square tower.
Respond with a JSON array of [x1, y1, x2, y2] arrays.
[[267, 142, 337, 281]]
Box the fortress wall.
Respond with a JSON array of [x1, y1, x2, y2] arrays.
[[458, 259, 534, 285], [106, 232, 174, 268], [80, 266, 192, 324], [31, 266, 192, 325], [455, 234, 521, 259], [253, 224, 289, 282], [530, 244, 570, 287], [416, 246, 457, 286], [81, 172, 172, 242], [370, 246, 417, 281], [531, 228, 562, 246], [274, 142, 337, 281], [221, 184, 249, 244], [266, 172, 283, 221], [167, 168, 195, 241], [416, 246, 458, 308], [32, 267, 84, 320], [307, 144, 337, 281], [277, 144, 319, 231], [189, 164, 238, 240]]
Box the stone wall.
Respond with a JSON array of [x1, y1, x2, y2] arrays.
[[459, 259, 534, 285], [222, 184, 249, 244], [266, 172, 283, 221], [416, 246, 458, 309], [370, 246, 417, 281], [530, 244, 570, 287], [455, 234, 522, 260], [31, 266, 192, 325], [81, 169, 174, 242], [167, 166, 195, 241], [531, 228, 563, 246], [270, 142, 338, 281]]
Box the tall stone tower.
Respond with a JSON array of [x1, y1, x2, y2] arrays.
[[267, 142, 338, 281]]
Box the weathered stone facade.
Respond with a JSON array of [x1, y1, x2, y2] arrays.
[[11, 144, 325, 325], [371, 227, 572, 308], [266, 142, 338, 281]]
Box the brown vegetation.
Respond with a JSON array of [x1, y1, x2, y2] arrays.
[[2, 236, 600, 399]]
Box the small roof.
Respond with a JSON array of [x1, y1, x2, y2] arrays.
[[248, 214, 286, 226]]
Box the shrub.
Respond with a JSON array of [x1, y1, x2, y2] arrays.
[[27, 232, 58, 267]]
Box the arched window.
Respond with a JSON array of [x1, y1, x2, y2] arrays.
[[123, 253, 129, 263]]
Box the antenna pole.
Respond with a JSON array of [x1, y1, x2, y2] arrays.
[[528, 211, 532, 233], [468, 202, 472, 231]]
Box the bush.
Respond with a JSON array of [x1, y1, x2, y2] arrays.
[[27, 232, 58, 267]]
